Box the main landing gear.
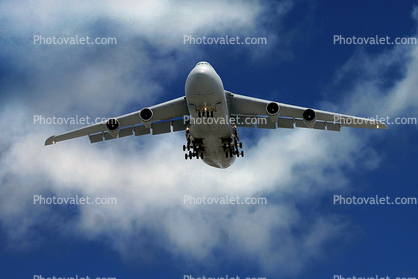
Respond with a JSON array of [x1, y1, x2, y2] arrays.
[[223, 126, 244, 158], [183, 127, 204, 160]]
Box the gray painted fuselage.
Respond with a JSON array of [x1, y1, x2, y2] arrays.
[[185, 62, 235, 169]]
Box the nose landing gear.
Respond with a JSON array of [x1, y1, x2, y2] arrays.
[[196, 106, 216, 118]]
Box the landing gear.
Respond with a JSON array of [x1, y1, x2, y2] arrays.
[[222, 126, 244, 159], [184, 149, 204, 160], [196, 106, 216, 118], [183, 125, 244, 162], [183, 128, 205, 161]]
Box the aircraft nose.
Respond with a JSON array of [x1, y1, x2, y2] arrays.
[[186, 65, 217, 92], [189, 67, 213, 82], [185, 62, 224, 98]]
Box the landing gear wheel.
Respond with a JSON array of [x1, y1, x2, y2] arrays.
[[183, 145, 186, 151], [225, 152, 228, 158], [239, 142, 242, 148], [241, 151, 244, 157], [185, 154, 188, 160], [201, 153, 204, 159]]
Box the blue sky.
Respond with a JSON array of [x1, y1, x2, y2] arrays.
[[0, 0, 417, 279]]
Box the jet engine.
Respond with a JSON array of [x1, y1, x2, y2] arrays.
[[266, 102, 280, 116], [139, 108, 153, 123], [106, 118, 120, 137], [302, 108, 316, 128]]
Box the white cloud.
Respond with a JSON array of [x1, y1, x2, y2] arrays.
[[333, 39, 418, 118], [0, 0, 285, 117], [0, 108, 380, 276]]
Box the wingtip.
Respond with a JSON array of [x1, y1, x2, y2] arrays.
[[377, 123, 388, 130], [45, 136, 56, 146]]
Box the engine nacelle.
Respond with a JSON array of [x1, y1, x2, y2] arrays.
[[106, 118, 120, 137], [266, 102, 280, 123], [302, 108, 316, 128], [139, 108, 153, 122], [139, 108, 153, 128], [266, 102, 280, 116]]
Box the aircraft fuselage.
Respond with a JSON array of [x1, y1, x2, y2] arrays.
[[184, 62, 239, 169]]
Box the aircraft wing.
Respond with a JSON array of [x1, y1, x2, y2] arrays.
[[226, 91, 387, 131], [45, 96, 189, 146]]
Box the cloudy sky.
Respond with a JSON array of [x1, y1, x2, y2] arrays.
[[0, 0, 417, 278]]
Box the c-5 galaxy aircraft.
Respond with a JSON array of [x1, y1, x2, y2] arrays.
[[46, 61, 387, 169]]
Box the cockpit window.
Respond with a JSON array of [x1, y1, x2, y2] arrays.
[[196, 61, 212, 67]]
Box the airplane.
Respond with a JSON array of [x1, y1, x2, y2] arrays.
[[45, 61, 387, 169]]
